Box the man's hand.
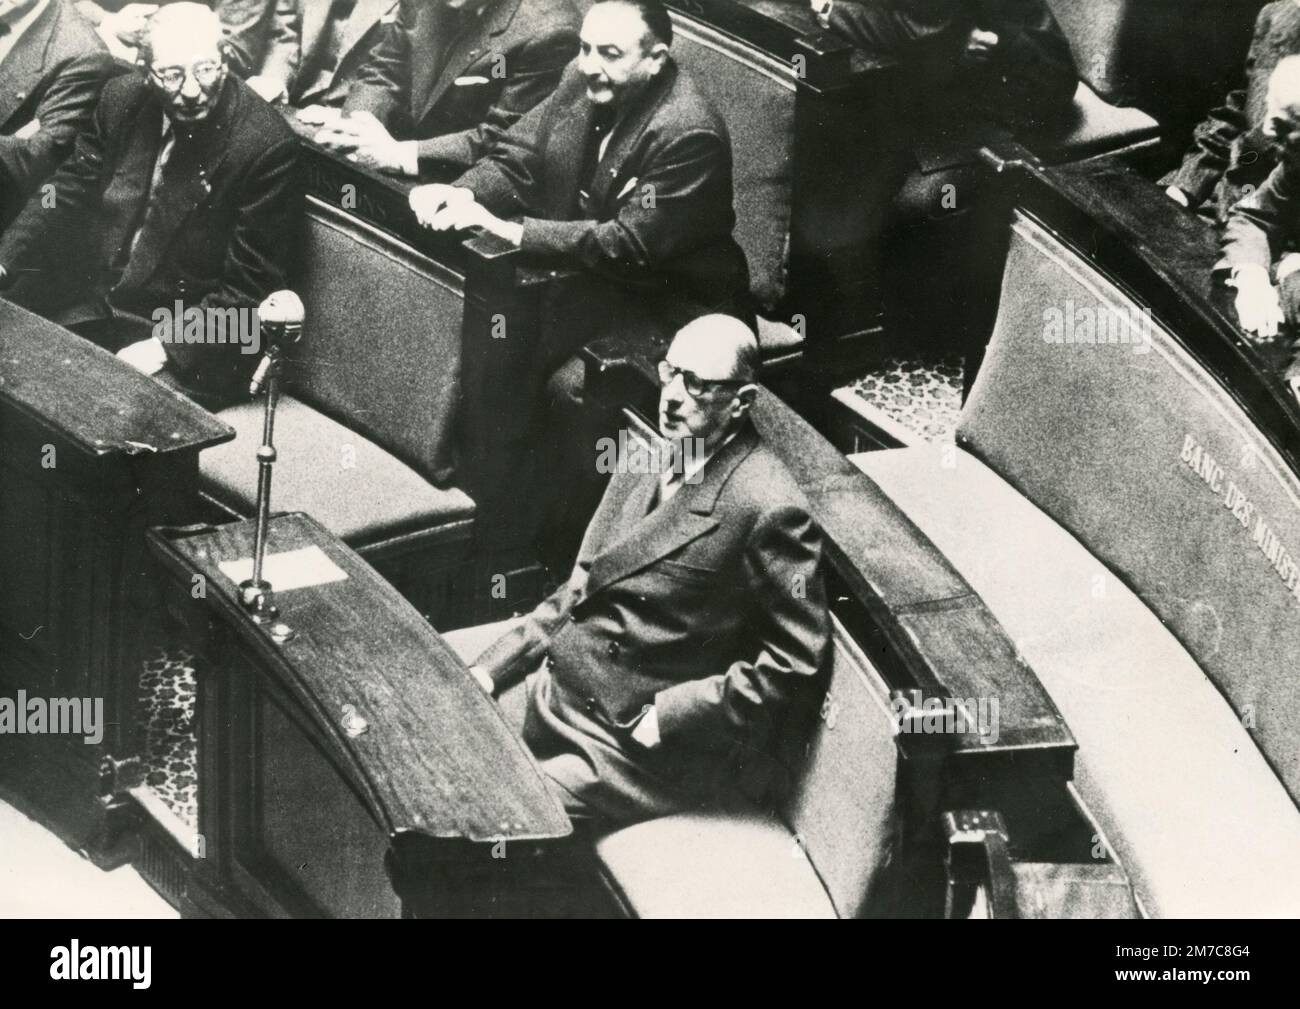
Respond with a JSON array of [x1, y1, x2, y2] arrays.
[[409, 184, 473, 227], [312, 109, 387, 152], [116, 338, 168, 375], [1165, 185, 1191, 208], [1233, 264, 1285, 339], [296, 105, 345, 128], [13, 118, 40, 141], [247, 75, 289, 105], [630, 705, 660, 748], [964, 28, 1000, 63]]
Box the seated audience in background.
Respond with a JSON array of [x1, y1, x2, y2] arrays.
[[1164, 0, 1300, 226], [0, 0, 116, 230], [310, 0, 580, 174], [813, 0, 1077, 170], [228, 0, 397, 108], [408, 0, 750, 565], [0, 2, 299, 406], [1218, 56, 1300, 401], [75, 2, 269, 73], [454, 316, 829, 828]]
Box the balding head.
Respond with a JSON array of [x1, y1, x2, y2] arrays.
[[657, 315, 759, 448], [671, 314, 760, 382], [140, 3, 229, 124]]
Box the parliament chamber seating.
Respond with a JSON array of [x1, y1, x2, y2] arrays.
[[592, 615, 898, 919], [444, 611, 902, 919], [435, 393, 1146, 918], [848, 175, 1300, 915], [197, 196, 479, 625]]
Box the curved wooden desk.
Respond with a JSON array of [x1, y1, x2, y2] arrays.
[[147, 513, 570, 918]]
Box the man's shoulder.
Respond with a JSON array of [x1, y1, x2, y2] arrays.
[[650, 62, 731, 141], [723, 434, 816, 523], [227, 80, 299, 151], [510, 0, 583, 36], [47, 0, 112, 62]]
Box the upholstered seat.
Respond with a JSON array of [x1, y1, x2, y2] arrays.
[[201, 395, 474, 550], [594, 811, 835, 919], [446, 612, 901, 919], [852, 445, 1300, 918]]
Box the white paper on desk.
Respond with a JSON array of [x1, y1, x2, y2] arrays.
[[218, 546, 349, 592]]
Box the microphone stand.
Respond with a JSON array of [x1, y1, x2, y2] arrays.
[[239, 341, 294, 643]]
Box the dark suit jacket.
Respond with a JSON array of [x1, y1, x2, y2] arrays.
[[457, 58, 751, 320], [1220, 159, 1298, 274], [0, 0, 116, 228], [1163, 1, 1300, 226], [344, 0, 579, 170], [0, 72, 299, 403], [827, 0, 1077, 163], [475, 422, 830, 820], [223, 0, 395, 106]]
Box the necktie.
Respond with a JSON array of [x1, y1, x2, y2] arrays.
[[127, 124, 176, 261], [575, 106, 616, 211]]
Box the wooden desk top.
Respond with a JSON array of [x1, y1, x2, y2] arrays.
[[0, 299, 234, 458], [148, 513, 572, 844]]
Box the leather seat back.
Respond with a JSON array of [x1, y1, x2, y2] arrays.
[[288, 208, 465, 487], [669, 13, 796, 313], [778, 616, 900, 918]]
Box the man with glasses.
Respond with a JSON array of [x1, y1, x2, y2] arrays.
[[444, 315, 829, 829], [0, 2, 299, 406]]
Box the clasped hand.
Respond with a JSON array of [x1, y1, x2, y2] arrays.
[[308, 110, 408, 173], [409, 184, 500, 233], [1233, 264, 1287, 340]]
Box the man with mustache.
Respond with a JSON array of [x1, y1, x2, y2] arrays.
[[408, 0, 750, 566], [0, 2, 299, 406]]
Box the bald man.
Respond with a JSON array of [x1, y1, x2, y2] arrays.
[[0, 2, 298, 406], [445, 316, 830, 827]]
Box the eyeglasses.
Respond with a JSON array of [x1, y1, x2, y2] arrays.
[[149, 61, 224, 93], [657, 360, 745, 398]]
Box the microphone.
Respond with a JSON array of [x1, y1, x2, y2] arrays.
[[250, 290, 304, 396]]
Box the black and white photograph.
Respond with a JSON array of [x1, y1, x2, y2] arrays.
[[0, 0, 1296, 944]]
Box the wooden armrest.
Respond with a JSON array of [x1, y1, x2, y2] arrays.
[[943, 810, 1019, 919]]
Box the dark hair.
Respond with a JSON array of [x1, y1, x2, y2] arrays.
[[594, 0, 673, 48]]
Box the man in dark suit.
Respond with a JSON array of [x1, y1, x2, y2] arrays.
[[448, 316, 830, 825], [410, 0, 751, 566], [308, 0, 579, 174], [224, 0, 396, 108], [0, 0, 116, 230], [0, 2, 299, 406], [410, 0, 750, 355], [1164, 1, 1300, 226]]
